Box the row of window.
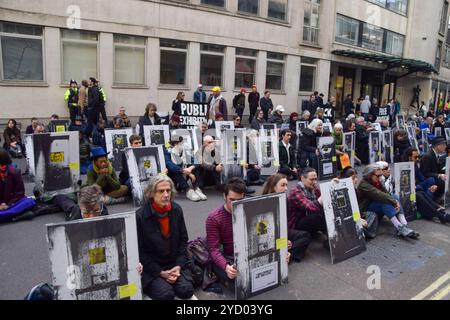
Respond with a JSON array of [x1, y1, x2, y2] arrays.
[[335, 14, 405, 56], [366, 0, 409, 16], [170, 0, 288, 21], [0, 21, 318, 92]]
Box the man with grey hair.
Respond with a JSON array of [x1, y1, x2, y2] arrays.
[[135, 175, 194, 300], [357, 164, 419, 239], [65, 184, 109, 220]]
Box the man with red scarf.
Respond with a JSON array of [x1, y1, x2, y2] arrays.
[[135, 175, 194, 300], [0, 150, 35, 222]]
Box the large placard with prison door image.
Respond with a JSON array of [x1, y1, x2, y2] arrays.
[[215, 121, 235, 140], [220, 129, 247, 184], [125, 146, 166, 207], [396, 114, 406, 130], [232, 193, 288, 300], [143, 125, 170, 147], [317, 136, 337, 181], [46, 212, 142, 300], [26, 132, 80, 197], [320, 178, 366, 264], [105, 128, 133, 172], [369, 130, 382, 164], [258, 128, 279, 176], [170, 128, 200, 165], [445, 157, 450, 210], [344, 132, 356, 168], [48, 120, 70, 133], [382, 130, 394, 164], [421, 129, 430, 155], [406, 126, 418, 149], [394, 162, 417, 222]]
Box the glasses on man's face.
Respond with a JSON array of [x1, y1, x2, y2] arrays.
[[81, 203, 103, 217]]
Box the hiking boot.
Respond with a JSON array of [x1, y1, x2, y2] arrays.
[[194, 188, 207, 201], [12, 210, 36, 222], [186, 189, 201, 202]]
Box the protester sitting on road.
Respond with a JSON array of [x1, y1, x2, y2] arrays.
[[70, 184, 109, 220], [206, 178, 246, 290], [269, 105, 285, 127], [33, 123, 45, 134], [376, 161, 394, 194], [301, 110, 311, 123], [405, 148, 439, 201], [195, 135, 223, 191], [79, 130, 91, 175], [420, 136, 447, 200], [119, 135, 142, 191], [250, 109, 264, 131], [25, 118, 39, 134], [355, 117, 370, 165], [114, 106, 131, 128], [298, 119, 323, 170], [393, 129, 411, 163], [245, 129, 264, 186], [86, 147, 128, 205], [169, 114, 181, 130], [0, 150, 35, 222], [136, 175, 194, 300], [356, 164, 419, 239], [3, 119, 25, 158], [92, 119, 107, 150], [139, 103, 162, 141], [288, 168, 327, 243], [279, 129, 298, 180], [167, 135, 206, 202], [262, 173, 311, 263], [339, 167, 379, 239], [232, 115, 243, 129], [69, 115, 86, 133]]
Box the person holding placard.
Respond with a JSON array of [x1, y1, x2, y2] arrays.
[[279, 129, 298, 180]]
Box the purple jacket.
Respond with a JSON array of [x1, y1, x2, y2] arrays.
[[0, 166, 25, 205]]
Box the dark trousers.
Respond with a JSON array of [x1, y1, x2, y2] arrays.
[[86, 108, 99, 136], [143, 270, 194, 300], [295, 213, 327, 235], [198, 168, 222, 189], [416, 190, 445, 220], [263, 109, 270, 122], [51, 194, 77, 220], [168, 167, 200, 192], [235, 106, 244, 119], [279, 167, 298, 180], [249, 105, 258, 124], [211, 255, 235, 292], [68, 105, 80, 123], [98, 104, 107, 122], [288, 229, 311, 262]]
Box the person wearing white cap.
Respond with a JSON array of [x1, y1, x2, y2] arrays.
[[269, 105, 285, 127], [193, 84, 207, 103]]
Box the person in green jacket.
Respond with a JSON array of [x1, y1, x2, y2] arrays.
[[357, 164, 419, 239], [86, 147, 128, 204]]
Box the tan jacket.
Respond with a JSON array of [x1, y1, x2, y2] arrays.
[[79, 86, 87, 110]]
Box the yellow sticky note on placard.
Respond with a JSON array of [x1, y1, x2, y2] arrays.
[[240, 160, 247, 166], [332, 156, 337, 162], [353, 212, 361, 222], [410, 194, 416, 202], [351, 151, 356, 157], [119, 283, 138, 299], [165, 142, 171, 149], [276, 238, 288, 250], [378, 152, 382, 157], [273, 160, 280, 167], [56, 125, 66, 132], [69, 162, 80, 171]]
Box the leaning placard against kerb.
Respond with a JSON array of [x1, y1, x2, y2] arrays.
[[394, 162, 417, 222], [344, 132, 356, 168], [406, 126, 418, 149], [46, 212, 142, 300], [258, 128, 279, 176], [179, 102, 208, 129], [396, 114, 406, 130], [220, 129, 247, 184], [421, 129, 430, 155], [369, 130, 382, 164], [232, 193, 288, 300], [215, 121, 235, 140], [445, 157, 450, 209], [320, 178, 366, 264], [105, 128, 133, 172], [143, 125, 170, 147], [31, 132, 80, 196], [170, 128, 199, 165], [317, 136, 337, 181], [382, 130, 394, 164], [48, 120, 70, 133], [125, 146, 165, 207]]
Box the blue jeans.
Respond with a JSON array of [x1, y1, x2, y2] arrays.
[[367, 195, 404, 219]]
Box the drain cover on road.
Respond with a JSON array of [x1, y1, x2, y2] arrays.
[[351, 237, 446, 280]]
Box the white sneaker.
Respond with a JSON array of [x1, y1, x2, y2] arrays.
[[194, 188, 207, 201], [186, 189, 201, 202]]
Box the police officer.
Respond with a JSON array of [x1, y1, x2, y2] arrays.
[[64, 79, 79, 123]]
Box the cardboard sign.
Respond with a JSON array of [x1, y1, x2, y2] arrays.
[[105, 128, 133, 172], [317, 136, 337, 181], [320, 178, 366, 264], [232, 193, 288, 300], [26, 132, 80, 196], [46, 212, 142, 300], [394, 162, 417, 222], [125, 146, 166, 207]]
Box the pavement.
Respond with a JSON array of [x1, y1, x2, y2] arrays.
[[1, 159, 450, 300]]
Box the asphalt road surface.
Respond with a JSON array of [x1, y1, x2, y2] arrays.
[[1, 160, 450, 300]]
